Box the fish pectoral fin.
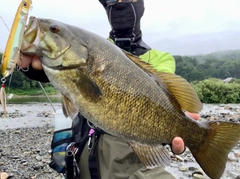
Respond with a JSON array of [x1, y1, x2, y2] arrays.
[[157, 72, 202, 113], [62, 95, 79, 119], [76, 70, 102, 102], [130, 142, 171, 168]]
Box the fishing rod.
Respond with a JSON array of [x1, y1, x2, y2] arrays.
[[0, 14, 56, 112]]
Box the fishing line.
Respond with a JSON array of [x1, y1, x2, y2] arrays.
[[0, 16, 10, 31], [38, 82, 56, 112]]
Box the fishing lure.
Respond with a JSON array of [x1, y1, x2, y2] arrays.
[[1, 0, 32, 78], [0, 0, 32, 117]]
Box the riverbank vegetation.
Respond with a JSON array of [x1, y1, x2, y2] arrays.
[[191, 78, 240, 103]]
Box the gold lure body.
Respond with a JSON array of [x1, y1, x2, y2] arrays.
[[1, 0, 32, 77]]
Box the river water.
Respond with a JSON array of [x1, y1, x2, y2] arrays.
[[7, 95, 61, 104]]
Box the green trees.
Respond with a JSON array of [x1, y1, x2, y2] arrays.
[[175, 56, 205, 81], [174, 55, 240, 82]]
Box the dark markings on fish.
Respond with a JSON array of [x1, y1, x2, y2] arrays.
[[75, 68, 102, 103]]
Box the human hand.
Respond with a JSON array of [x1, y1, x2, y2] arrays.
[[185, 111, 200, 121], [171, 136, 185, 154], [171, 112, 200, 154], [17, 54, 49, 82], [17, 54, 43, 70]]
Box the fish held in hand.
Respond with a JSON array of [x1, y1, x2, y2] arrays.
[[21, 17, 240, 179], [1, 0, 32, 77]]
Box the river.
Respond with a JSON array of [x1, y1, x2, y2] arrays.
[[7, 95, 61, 104]]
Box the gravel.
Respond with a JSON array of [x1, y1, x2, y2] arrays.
[[0, 103, 240, 179]]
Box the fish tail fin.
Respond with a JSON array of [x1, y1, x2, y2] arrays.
[[190, 121, 240, 179]]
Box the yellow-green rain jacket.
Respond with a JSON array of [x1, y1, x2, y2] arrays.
[[139, 49, 176, 74]]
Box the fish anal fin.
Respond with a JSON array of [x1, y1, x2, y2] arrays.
[[191, 121, 240, 179], [62, 95, 78, 119], [130, 142, 171, 168]]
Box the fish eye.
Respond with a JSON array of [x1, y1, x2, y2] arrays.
[[23, 2, 28, 7], [50, 25, 60, 33]]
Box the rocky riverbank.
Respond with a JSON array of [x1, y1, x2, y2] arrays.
[[0, 103, 240, 179]]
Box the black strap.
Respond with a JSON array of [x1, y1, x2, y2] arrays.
[[89, 150, 100, 179], [88, 128, 102, 179], [65, 115, 105, 179]]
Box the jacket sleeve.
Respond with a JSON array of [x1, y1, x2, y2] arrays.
[[139, 49, 176, 74], [19, 65, 50, 82]]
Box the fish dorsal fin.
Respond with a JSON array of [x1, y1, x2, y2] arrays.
[[62, 95, 79, 119], [156, 72, 202, 113], [130, 142, 171, 168], [123, 50, 202, 113], [124, 50, 154, 72]]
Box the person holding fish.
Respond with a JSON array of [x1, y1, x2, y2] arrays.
[[17, 0, 200, 178]]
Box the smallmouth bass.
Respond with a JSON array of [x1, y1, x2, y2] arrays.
[[21, 17, 240, 179]]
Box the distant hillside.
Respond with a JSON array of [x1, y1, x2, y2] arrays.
[[174, 49, 240, 82], [190, 49, 240, 63]]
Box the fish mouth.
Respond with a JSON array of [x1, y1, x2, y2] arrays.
[[42, 63, 81, 71], [21, 16, 72, 68], [21, 16, 40, 55]]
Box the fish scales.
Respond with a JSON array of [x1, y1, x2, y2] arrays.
[[50, 36, 200, 145]]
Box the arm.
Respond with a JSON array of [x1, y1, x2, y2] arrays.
[[139, 49, 176, 74]]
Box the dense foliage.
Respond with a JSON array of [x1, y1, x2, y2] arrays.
[[192, 78, 240, 103], [175, 55, 240, 82]]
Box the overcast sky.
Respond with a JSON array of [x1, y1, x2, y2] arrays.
[[1, 0, 240, 55]]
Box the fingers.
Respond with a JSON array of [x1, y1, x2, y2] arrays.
[[32, 56, 43, 70], [17, 54, 32, 68], [171, 136, 185, 155], [17, 55, 43, 70], [185, 111, 200, 121]]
